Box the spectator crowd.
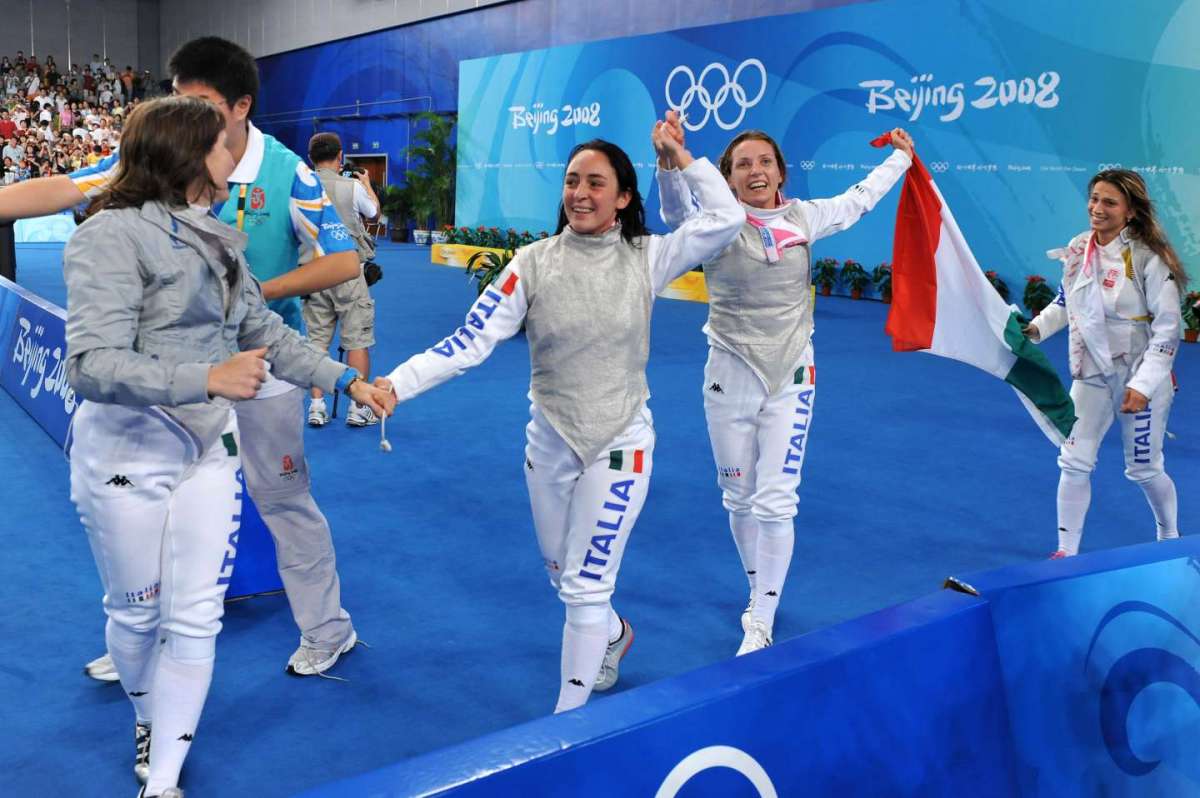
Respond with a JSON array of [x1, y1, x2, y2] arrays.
[[1, 50, 165, 185]]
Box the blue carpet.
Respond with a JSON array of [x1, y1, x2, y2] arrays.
[[2, 240, 1197, 796]]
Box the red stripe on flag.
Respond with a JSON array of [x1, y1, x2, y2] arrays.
[[501, 272, 519, 295], [633, 449, 644, 474], [883, 155, 942, 352], [808, 365, 816, 385]]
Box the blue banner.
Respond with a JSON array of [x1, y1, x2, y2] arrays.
[[0, 276, 78, 446], [456, 0, 1200, 295]]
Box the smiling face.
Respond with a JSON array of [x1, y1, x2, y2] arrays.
[[1088, 180, 1131, 244], [726, 137, 784, 209], [561, 148, 631, 235]]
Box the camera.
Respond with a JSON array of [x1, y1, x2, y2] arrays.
[[341, 164, 365, 178]]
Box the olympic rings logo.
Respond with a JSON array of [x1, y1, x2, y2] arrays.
[[929, 161, 949, 173], [798, 160, 815, 171], [1097, 163, 1123, 171], [665, 59, 767, 132]]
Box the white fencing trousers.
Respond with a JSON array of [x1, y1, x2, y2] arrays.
[[524, 403, 653, 711], [1056, 356, 1177, 552], [703, 345, 815, 626], [70, 402, 241, 787], [236, 385, 353, 648]]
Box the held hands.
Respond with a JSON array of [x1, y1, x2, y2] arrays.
[[349, 378, 398, 419], [1120, 388, 1149, 414], [889, 127, 914, 158], [652, 110, 693, 171], [208, 347, 268, 400]]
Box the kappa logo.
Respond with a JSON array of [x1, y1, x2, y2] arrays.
[[249, 187, 265, 210], [526, 457, 535, 471], [708, 382, 724, 393], [128, 691, 147, 697], [665, 58, 767, 132], [106, 475, 133, 487], [177, 733, 194, 742], [568, 678, 585, 687]]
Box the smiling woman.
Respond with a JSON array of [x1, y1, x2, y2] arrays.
[[377, 111, 745, 716]]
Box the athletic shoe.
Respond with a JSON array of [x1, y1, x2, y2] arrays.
[[594, 618, 633, 692], [1048, 550, 1069, 560], [137, 787, 183, 797], [286, 630, 358, 677], [345, 402, 379, 427], [736, 620, 773, 656], [307, 398, 329, 427], [134, 722, 151, 784], [84, 652, 120, 682], [740, 594, 756, 633]]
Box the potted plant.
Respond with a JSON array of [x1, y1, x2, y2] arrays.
[[465, 248, 515, 296], [1023, 275, 1056, 319], [840, 259, 870, 299], [1183, 291, 1200, 343], [868, 263, 891, 303], [985, 270, 1010, 303], [378, 184, 411, 242], [405, 111, 456, 245], [812, 257, 838, 296]]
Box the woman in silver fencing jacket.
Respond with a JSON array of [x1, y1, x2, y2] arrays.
[[660, 123, 914, 657], [64, 96, 393, 798], [1027, 169, 1184, 558], [380, 115, 744, 714]]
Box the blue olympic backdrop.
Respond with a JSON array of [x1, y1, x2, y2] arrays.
[[457, 0, 1200, 296]]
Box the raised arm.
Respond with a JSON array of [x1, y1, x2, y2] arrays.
[[801, 130, 913, 242], [0, 174, 86, 220], [382, 260, 529, 402]]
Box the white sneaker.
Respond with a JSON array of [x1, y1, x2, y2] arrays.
[[134, 722, 151, 784], [736, 620, 773, 656], [307, 398, 329, 427], [286, 630, 359, 677], [594, 618, 633, 692], [137, 787, 183, 797], [84, 652, 120, 682], [345, 402, 379, 427], [740, 594, 756, 633]]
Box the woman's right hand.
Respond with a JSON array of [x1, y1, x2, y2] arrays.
[[1022, 322, 1039, 340], [207, 347, 268, 400]]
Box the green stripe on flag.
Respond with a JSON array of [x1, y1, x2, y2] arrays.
[[1001, 311, 1076, 438], [609, 450, 623, 471]]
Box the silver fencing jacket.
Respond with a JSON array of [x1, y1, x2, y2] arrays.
[[660, 149, 911, 394], [385, 156, 745, 463]]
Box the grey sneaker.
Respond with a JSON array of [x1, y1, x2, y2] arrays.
[[346, 402, 379, 427], [134, 722, 151, 784], [593, 619, 633, 692], [286, 630, 359, 677], [736, 620, 772, 656], [84, 652, 120, 682]]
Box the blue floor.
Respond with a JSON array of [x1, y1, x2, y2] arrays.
[[2, 240, 1197, 796]]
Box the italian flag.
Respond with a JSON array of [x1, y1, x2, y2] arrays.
[[609, 449, 646, 473], [872, 135, 1076, 445]]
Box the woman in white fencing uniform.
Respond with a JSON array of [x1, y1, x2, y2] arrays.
[[64, 96, 393, 797], [378, 115, 744, 713], [1027, 169, 1184, 558], [660, 124, 913, 656]]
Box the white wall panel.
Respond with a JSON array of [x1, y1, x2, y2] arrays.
[[0, 0, 143, 69]]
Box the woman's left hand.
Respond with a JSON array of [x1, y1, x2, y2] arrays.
[[652, 110, 693, 171], [889, 127, 914, 158], [349, 379, 398, 418], [1119, 387, 1149, 414]]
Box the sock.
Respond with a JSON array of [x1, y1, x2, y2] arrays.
[[750, 518, 794, 632], [1056, 470, 1091, 555], [729, 511, 759, 596], [1139, 473, 1179, 540], [144, 634, 214, 795], [105, 618, 158, 724], [554, 605, 609, 714], [606, 606, 623, 644]]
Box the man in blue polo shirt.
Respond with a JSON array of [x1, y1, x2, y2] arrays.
[[0, 39, 366, 703]]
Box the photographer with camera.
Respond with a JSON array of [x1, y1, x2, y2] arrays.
[[305, 131, 383, 427]]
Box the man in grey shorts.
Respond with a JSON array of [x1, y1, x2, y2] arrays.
[[304, 131, 381, 428]]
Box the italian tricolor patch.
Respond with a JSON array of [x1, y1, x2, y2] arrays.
[[793, 365, 816, 385], [501, 272, 519, 295], [608, 449, 645, 473]]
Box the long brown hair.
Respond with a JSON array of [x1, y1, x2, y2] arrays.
[[1089, 169, 1188, 288], [718, 130, 788, 184], [87, 96, 225, 215]]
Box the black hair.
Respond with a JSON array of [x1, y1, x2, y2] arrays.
[[554, 139, 647, 245], [168, 37, 259, 115]]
